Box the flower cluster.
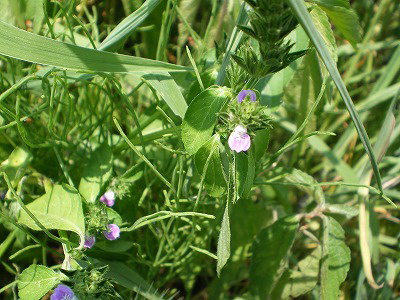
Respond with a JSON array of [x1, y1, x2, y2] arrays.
[[218, 89, 271, 153], [83, 190, 120, 249]]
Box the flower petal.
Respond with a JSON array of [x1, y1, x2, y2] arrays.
[[51, 284, 75, 300], [103, 224, 120, 241], [237, 90, 249, 103]]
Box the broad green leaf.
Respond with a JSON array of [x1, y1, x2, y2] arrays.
[[18, 184, 85, 248], [249, 215, 299, 299], [235, 148, 255, 200], [0, 146, 32, 186], [310, 4, 337, 62], [99, 0, 163, 52], [79, 143, 113, 203], [287, 0, 383, 194], [273, 247, 321, 299], [253, 128, 270, 161], [0, 21, 189, 73], [320, 216, 351, 299], [186, 69, 219, 105], [182, 86, 231, 155], [217, 200, 231, 276], [194, 135, 227, 198], [317, 3, 361, 48], [18, 264, 65, 300]]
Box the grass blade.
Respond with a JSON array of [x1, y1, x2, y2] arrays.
[[0, 21, 189, 73], [287, 0, 384, 194], [99, 0, 164, 52]]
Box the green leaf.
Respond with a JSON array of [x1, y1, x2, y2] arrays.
[[235, 148, 255, 200], [273, 247, 321, 299], [284, 168, 325, 204], [18, 184, 85, 248], [182, 86, 231, 155], [217, 200, 231, 276], [287, 0, 384, 194], [99, 0, 163, 52], [317, 3, 361, 48], [0, 21, 189, 73], [320, 216, 351, 300], [194, 135, 227, 198], [310, 4, 338, 62], [141, 72, 188, 118], [79, 143, 113, 203], [326, 204, 358, 218], [0, 146, 32, 187], [249, 215, 299, 299], [18, 264, 64, 300], [253, 128, 270, 161], [313, 0, 350, 9], [102, 260, 163, 300]]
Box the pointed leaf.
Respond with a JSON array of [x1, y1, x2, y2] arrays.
[[217, 200, 231, 276]]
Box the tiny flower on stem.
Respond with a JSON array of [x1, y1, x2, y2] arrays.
[[228, 125, 251, 153], [100, 190, 115, 207], [237, 90, 256, 103], [51, 284, 77, 300], [84, 235, 95, 248], [103, 224, 120, 240]]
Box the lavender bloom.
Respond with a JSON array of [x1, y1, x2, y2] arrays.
[[84, 235, 95, 249], [51, 284, 77, 300], [237, 90, 256, 103], [100, 190, 115, 207], [103, 224, 120, 240], [228, 125, 251, 153]]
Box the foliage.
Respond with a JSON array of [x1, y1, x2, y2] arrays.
[[0, 0, 399, 299]]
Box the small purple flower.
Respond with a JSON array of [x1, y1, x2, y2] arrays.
[[103, 224, 120, 240], [51, 284, 76, 300], [228, 125, 251, 153], [84, 235, 95, 248], [100, 190, 115, 207], [237, 90, 256, 103]]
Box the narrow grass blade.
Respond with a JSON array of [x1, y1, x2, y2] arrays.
[[287, 0, 384, 194], [99, 0, 164, 52], [0, 21, 189, 73]]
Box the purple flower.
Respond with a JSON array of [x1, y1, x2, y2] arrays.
[[228, 125, 251, 153], [51, 284, 76, 300], [103, 224, 120, 240], [100, 190, 115, 207], [237, 90, 256, 103], [84, 235, 95, 248]]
